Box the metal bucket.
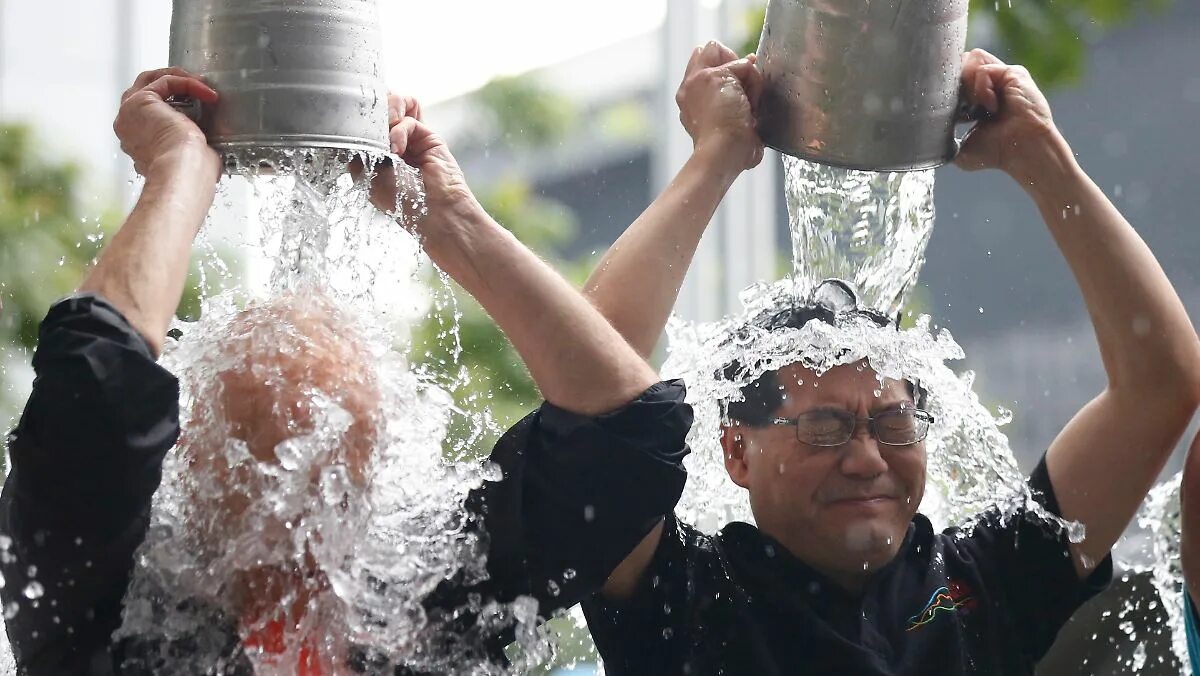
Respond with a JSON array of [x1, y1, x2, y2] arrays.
[[169, 0, 389, 155], [755, 0, 969, 172]]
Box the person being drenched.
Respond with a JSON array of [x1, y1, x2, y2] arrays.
[[0, 68, 691, 674], [541, 43, 1200, 674]]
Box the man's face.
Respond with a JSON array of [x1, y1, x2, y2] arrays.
[[178, 297, 380, 566], [721, 361, 926, 585]]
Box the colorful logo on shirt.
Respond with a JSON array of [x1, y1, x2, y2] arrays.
[[905, 579, 977, 632]]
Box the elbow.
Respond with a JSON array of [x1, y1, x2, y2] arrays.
[[1119, 346, 1200, 415]]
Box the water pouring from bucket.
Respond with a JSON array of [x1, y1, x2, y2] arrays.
[[751, 0, 963, 313], [168, 0, 391, 176]]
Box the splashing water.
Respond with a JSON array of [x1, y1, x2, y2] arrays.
[[663, 278, 1053, 536], [785, 156, 935, 316], [91, 150, 555, 673], [1137, 473, 1191, 675]]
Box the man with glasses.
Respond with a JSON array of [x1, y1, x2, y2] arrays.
[[478, 43, 1200, 674]]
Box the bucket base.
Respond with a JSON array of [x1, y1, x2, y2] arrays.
[[764, 140, 957, 173]]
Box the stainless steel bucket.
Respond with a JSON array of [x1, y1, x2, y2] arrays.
[[169, 0, 389, 155], [755, 0, 970, 172]]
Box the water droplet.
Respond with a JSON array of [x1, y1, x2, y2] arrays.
[[23, 581, 43, 600]]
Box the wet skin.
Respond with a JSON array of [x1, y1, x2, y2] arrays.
[[721, 361, 926, 593]]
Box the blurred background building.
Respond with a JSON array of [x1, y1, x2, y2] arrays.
[[1, 0, 1197, 673]]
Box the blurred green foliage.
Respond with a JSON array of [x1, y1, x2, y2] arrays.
[[740, 0, 1172, 89], [0, 125, 108, 350], [478, 76, 577, 148], [0, 124, 218, 431], [414, 172, 593, 459]]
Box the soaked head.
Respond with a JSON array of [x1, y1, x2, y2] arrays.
[[719, 301, 928, 591], [176, 290, 381, 630]]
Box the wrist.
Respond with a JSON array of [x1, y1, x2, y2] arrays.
[[691, 136, 754, 183], [1006, 131, 1081, 202], [418, 192, 496, 270], [145, 143, 221, 187]]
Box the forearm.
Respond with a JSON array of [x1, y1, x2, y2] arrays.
[[583, 145, 742, 358], [424, 200, 659, 416], [1023, 136, 1200, 404], [80, 147, 220, 356]]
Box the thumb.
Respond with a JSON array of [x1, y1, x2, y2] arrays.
[[953, 121, 1001, 172]]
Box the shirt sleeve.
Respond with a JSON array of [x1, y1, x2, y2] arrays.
[[0, 295, 181, 674], [581, 514, 719, 675], [955, 455, 1114, 664], [464, 380, 692, 614]]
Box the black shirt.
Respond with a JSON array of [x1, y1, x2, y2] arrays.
[[0, 296, 694, 674], [579, 459, 1113, 675]]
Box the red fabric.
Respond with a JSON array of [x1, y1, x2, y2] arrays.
[[242, 618, 325, 676]]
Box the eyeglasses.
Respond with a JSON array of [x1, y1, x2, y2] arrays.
[[766, 408, 934, 447]]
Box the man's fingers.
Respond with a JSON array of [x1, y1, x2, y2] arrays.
[[713, 41, 739, 66], [389, 116, 421, 157], [724, 58, 764, 107], [961, 48, 1003, 74], [684, 45, 708, 79], [139, 75, 220, 105], [397, 118, 446, 166], [387, 94, 424, 128], [124, 67, 203, 102], [959, 63, 1005, 115], [698, 41, 736, 68], [388, 93, 404, 126], [404, 96, 423, 122], [686, 40, 738, 77]]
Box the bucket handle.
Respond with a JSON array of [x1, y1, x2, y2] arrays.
[[166, 95, 203, 123], [952, 99, 996, 159]]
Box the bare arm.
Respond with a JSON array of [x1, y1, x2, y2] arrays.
[[80, 69, 222, 355], [958, 50, 1200, 576], [583, 42, 764, 359], [378, 102, 659, 418], [571, 43, 764, 598]]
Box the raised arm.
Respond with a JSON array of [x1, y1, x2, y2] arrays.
[[80, 68, 222, 354], [371, 100, 683, 610], [375, 98, 659, 416], [957, 50, 1200, 576], [0, 70, 220, 672], [582, 41, 764, 358]]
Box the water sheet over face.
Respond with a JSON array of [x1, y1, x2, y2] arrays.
[[663, 279, 1039, 535]]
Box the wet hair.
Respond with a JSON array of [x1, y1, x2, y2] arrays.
[[718, 303, 926, 426]]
